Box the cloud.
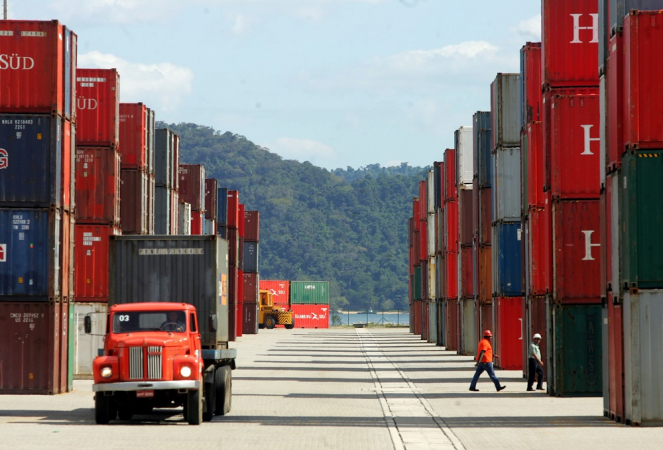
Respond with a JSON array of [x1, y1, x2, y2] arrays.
[[231, 14, 250, 34], [379, 41, 500, 74], [78, 51, 194, 111], [268, 137, 338, 163], [514, 14, 541, 40]]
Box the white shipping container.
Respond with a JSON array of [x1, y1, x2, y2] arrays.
[[455, 126, 474, 186], [178, 201, 192, 235], [493, 147, 522, 221], [74, 302, 107, 378], [427, 169, 435, 214]]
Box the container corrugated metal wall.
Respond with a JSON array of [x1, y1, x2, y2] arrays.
[[109, 235, 230, 347], [494, 221, 523, 297], [291, 304, 329, 328], [178, 164, 206, 212], [75, 68, 119, 147], [429, 300, 437, 344], [243, 241, 259, 273], [178, 202, 191, 235], [290, 281, 329, 305], [217, 187, 228, 230], [74, 224, 121, 302], [119, 169, 148, 235], [474, 112, 493, 188], [118, 103, 148, 170], [205, 179, 218, 221], [260, 280, 290, 306], [73, 302, 107, 377], [154, 129, 174, 188], [455, 127, 474, 186], [491, 73, 521, 148], [493, 147, 522, 221], [74, 147, 121, 224], [154, 186, 171, 235], [460, 299, 476, 356]]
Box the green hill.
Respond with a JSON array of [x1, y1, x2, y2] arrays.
[[161, 122, 428, 313]]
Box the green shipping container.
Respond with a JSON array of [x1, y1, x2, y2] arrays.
[[412, 266, 422, 301], [621, 151, 663, 290], [550, 304, 602, 397], [289, 281, 330, 305]]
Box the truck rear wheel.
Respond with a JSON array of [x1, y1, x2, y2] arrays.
[[265, 316, 276, 329], [95, 394, 112, 424], [187, 383, 203, 425], [285, 318, 295, 330], [215, 365, 232, 415], [203, 380, 215, 422]]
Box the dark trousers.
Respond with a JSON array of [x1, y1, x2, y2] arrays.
[[470, 362, 501, 391], [527, 357, 544, 389]]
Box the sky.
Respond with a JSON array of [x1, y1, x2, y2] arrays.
[[8, 0, 541, 170]]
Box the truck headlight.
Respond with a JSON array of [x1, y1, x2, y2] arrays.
[[180, 366, 192, 378], [101, 367, 113, 379]]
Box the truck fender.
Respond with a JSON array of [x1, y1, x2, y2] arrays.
[[203, 365, 215, 385]]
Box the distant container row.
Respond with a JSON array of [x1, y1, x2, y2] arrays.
[[259, 280, 329, 306]]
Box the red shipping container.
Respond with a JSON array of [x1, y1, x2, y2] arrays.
[[119, 169, 148, 235], [74, 224, 121, 301], [204, 179, 218, 221], [478, 245, 492, 303], [542, 0, 600, 88], [0, 301, 64, 394], [291, 304, 329, 329], [522, 42, 543, 124], [178, 164, 205, 211], [445, 200, 459, 254], [412, 198, 421, 230], [0, 20, 73, 118], [228, 228, 239, 267], [549, 90, 601, 199], [526, 296, 548, 376], [624, 11, 663, 149], [479, 188, 492, 245], [118, 103, 147, 169], [445, 253, 458, 302], [238, 204, 245, 238], [76, 68, 119, 147], [236, 269, 244, 338], [494, 297, 523, 371], [438, 161, 445, 207], [420, 219, 427, 263], [444, 149, 457, 201], [460, 246, 474, 299], [61, 119, 74, 212], [526, 122, 545, 208], [243, 273, 258, 303], [477, 302, 493, 344], [227, 190, 239, 229], [607, 32, 624, 169], [75, 147, 121, 224], [419, 180, 427, 220], [259, 280, 289, 305], [445, 299, 459, 351], [242, 302, 258, 335], [552, 200, 601, 304], [528, 207, 552, 296], [190, 210, 204, 235], [608, 293, 625, 422], [244, 211, 260, 242], [459, 189, 473, 246]]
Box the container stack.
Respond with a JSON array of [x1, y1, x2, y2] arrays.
[[426, 169, 437, 344], [418, 180, 429, 340], [259, 280, 290, 309], [455, 127, 476, 356], [242, 211, 260, 334], [0, 20, 77, 394], [73, 68, 122, 379], [519, 42, 548, 378], [178, 164, 205, 235], [154, 128, 179, 234], [216, 187, 228, 239], [600, 2, 663, 425], [443, 149, 459, 351], [290, 281, 330, 328], [542, 0, 602, 397], [490, 73, 524, 371], [204, 179, 218, 235], [433, 161, 446, 346], [226, 190, 240, 341], [472, 112, 494, 348], [237, 203, 245, 338]]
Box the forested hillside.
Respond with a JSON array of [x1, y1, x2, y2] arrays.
[[161, 122, 428, 312]]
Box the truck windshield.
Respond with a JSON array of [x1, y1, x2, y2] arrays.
[[112, 311, 187, 333]]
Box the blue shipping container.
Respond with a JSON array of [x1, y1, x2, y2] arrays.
[[0, 115, 62, 208], [0, 208, 61, 300], [474, 111, 493, 188], [217, 187, 228, 228], [494, 221, 523, 297]]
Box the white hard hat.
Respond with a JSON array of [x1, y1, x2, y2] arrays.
[[533, 333, 542, 339]]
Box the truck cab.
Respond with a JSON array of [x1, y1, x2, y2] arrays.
[[90, 302, 232, 425]]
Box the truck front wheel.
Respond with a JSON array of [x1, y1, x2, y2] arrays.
[[285, 318, 295, 330], [95, 394, 112, 424], [187, 384, 203, 425], [203, 380, 215, 422], [265, 316, 276, 329], [215, 365, 232, 415]]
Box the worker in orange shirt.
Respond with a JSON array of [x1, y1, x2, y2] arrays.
[[469, 330, 506, 392]]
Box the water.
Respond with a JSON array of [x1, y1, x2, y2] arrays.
[[331, 311, 410, 326]]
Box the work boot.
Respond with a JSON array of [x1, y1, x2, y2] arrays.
[[469, 388, 479, 392], [527, 387, 535, 391], [497, 386, 506, 392]]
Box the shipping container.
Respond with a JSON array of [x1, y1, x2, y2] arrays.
[[426, 169, 435, 214], [445, 299, 459, 351], [542, 1, 600, 89], [436, 297, 445, 346], [227, 190, 239, 229], [435, 161, 445, 209], [459, 189, 474, 246], [74, 147, 121, 224], [525, 122, 545, 209], [478, 188, 492, 245], [243, 210, 260, 242], [119, 169, 148, 235], [172, 134, 180, 191], [459, 299, 476, 356], [493, 297, 523, 370], [74, 224, 121, 302], [236, 268, 244, 338], [61, 119, 74, 213], [154, 128, 174, 188], [76, 68, 119, 147], [494, 221, 523, 297], [0, 208, 62, 300], [190, 210, 204, 236], [179, 164, 205, 211], [419, 215, 428, 263], [491, 73, 521, 148], [147, 173, 155, 234], [242, 273, 259, 304], [608, 172, 621, 294], [477, 245, 492, 303], [242, 301, 258, 335], [493, 147, 522, 221], [607, 293, 625, 422], [0, 114, 63, 209], [459, 246, 474, 300], [178, 201, 191, 235], [444, 149, 457, 202], [290, 281, 329, 305], [549, 91, 601, 199], [216, 187, 228, 229], [525, 296, 548, 380], [0, 20, 73, 118], [227, 265, 237, 342], [429, 300, 437, 344], [204, 179, 218, 221], [291, 304, 329, 329], [146, 107, 155, 174], [260, 280, 290, 307], [0, 301, 65, 394], [421, 297, 429, 341], [520, 42, 542, 125], [109, 235, 230, 346], [455, 126, 474, 186], [445, 201, 458, 255], [477, 301, 493, 346], [609, 0, 663, 33], [607, 32, 625, 170], [473, 112, 493, 188], [154, 186, 171, 235], [118, 103, 147, 170], [170, 190, 179, 235], [73, 302, 107, 378], [243, 241, 259, 273], [550, 303, 603, 396], [552, 200, 601, 303], [528, 207, 552, 296]]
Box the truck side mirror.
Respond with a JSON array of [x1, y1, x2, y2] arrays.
[[84, 315, 92, 334], [209, 314, 217, 332]]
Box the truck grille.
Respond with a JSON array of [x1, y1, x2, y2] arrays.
[[128, 346, 163, 380]]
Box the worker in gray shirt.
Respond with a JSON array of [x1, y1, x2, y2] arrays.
[[527, 333, 544, 391]]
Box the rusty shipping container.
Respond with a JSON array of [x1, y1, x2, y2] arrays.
[[477, 245, 492, 303], [119, 169, 148, 235], [242, 302, 258, 335], [243, 273, 259, 303], [204, 179, 217, 221], [74, 224, 121, 302], [179, 164, 205, 211], [74, 147, 121, 225], [521, 42, 542, 125], [76, 68, 119, 147], [244, 211, 260, 242], [0, 20, 75, 119], [525, 121, 545, 209], [190, 210, 204, 236], [118, 103, 148, 170]]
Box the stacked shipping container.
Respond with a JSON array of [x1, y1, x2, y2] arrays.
[[242, 210, 259, 334], [290, 281, 330, 329], [178, 164, 205, 235], [0, 20, 77, 394], [154, 128, 180, 234]]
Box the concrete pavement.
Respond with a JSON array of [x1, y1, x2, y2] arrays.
[[1, 327, 661, 449]]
